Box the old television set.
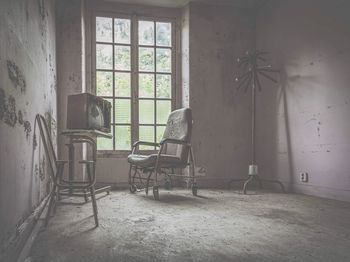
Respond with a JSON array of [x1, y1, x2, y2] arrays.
[[67, 93, 111, 133]]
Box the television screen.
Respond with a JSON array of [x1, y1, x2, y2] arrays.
[[67, 93, 111, 133]]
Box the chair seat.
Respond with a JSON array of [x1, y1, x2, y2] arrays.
[[128, 153, 183, 168], [57, 180, 92, 189]]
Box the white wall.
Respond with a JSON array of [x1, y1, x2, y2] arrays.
[[255, 0, 350, 201]]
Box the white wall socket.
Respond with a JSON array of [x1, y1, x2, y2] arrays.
[[300, 172, 309, 182]]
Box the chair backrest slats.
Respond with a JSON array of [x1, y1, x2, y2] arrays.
[[36, 114, 57, 180]]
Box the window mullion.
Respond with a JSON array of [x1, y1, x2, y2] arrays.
[[171, 19, 176, 111], [112, 18, 116, 150], [131, 15, 138, 146], [153, 20, 157, 149]]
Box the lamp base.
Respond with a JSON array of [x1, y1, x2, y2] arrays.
[[228, 164, 285, 194], [249, 164, 258, 176]]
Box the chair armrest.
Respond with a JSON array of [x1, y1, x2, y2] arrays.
[[160, 138, 190, 147], [132, 141, 160, 148], [132, 141, 160, 154]]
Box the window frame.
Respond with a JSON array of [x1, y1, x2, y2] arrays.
[[92, 11, 177, 156]]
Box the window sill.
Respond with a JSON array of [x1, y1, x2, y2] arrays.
[[97, 150, 130, 158], [97, 150, 157, 158]]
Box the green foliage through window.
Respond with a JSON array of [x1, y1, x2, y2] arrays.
[[95, 16, 173, 151]]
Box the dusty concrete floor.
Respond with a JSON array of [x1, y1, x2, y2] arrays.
[[28, 189, 350, 262]]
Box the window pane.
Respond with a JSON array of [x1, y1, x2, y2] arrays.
[[156, 100, 171, 124], [114, 18, 130, 44], [115, 99, 131, 124], [96, 71, 113, 96], [115, 125, 131, 150], [156, 22, 171, 47], [115, 72, 130, 97], [115, 46, 130, 70], [96, 44, 112, 69], [156, 74, 171, 98], [96, 17, 112, 43], [139, 100, 154, 124], [156, 126, 166, 143], [139, 73, 154, 98], [139, 47, 154, 72], [139, 21, 154, 45], [97, 137, 113, 150], [156, 48, 171, 73], [97, 128, 113, 150], [139, 126, 155, 150]]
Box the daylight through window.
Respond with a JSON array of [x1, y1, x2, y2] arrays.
[[94, 15, 174, 151]]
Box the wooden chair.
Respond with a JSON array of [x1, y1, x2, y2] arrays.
[[35, 114, 99, 227]]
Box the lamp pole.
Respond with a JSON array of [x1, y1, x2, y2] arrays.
[[251, 64, 256, 166], [228, 50, 285, 194]]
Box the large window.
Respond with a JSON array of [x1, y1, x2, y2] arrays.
[[94, 14, 175, 152]]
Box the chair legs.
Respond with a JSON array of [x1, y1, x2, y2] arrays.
[[128, 147, 198, 200], [128, 164, 132, 188], [90, 186, 99, 227], [152, 185, 159, 200], [129, 165, 137, 193], [45, 163, 64, 226], [153, 161, 160, 200], [87, 164, 99, 227], [189, 147, 198, 196], [145, 171, 153, 195], [128, 165, 155, 196], [45, 184, 99, 227], [45, 184, 57, 226]]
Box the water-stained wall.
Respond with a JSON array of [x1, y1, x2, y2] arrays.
[[0, 0, 57, 258], [81, 2, 255, 187], [66, 1, 255, 187], [56, 0, 84, 179], [187, 2, 255, 186], [255, 0, 350, 201]]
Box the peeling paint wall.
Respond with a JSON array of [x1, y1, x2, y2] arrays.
[[255, 0, 350, 201], [187, 3, 255, 186], [56, 0, 84, 179], [0, 0, 57, 257], [78, 2, 255, 187], [80, 2, 255, 186], [52, 0, 350, 201]]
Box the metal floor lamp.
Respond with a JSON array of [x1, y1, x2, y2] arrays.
[[229, 51, 285, 194]]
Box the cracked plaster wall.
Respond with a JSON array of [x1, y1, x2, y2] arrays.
[[0, 0, 57, 256], [186, 2, 255, 186], [57, 1, 255, 187], [56, 0, 84, 179], [255, 0, 350, 201]]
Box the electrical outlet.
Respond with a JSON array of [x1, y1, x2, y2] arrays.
[[300, 172, 309, 182]]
